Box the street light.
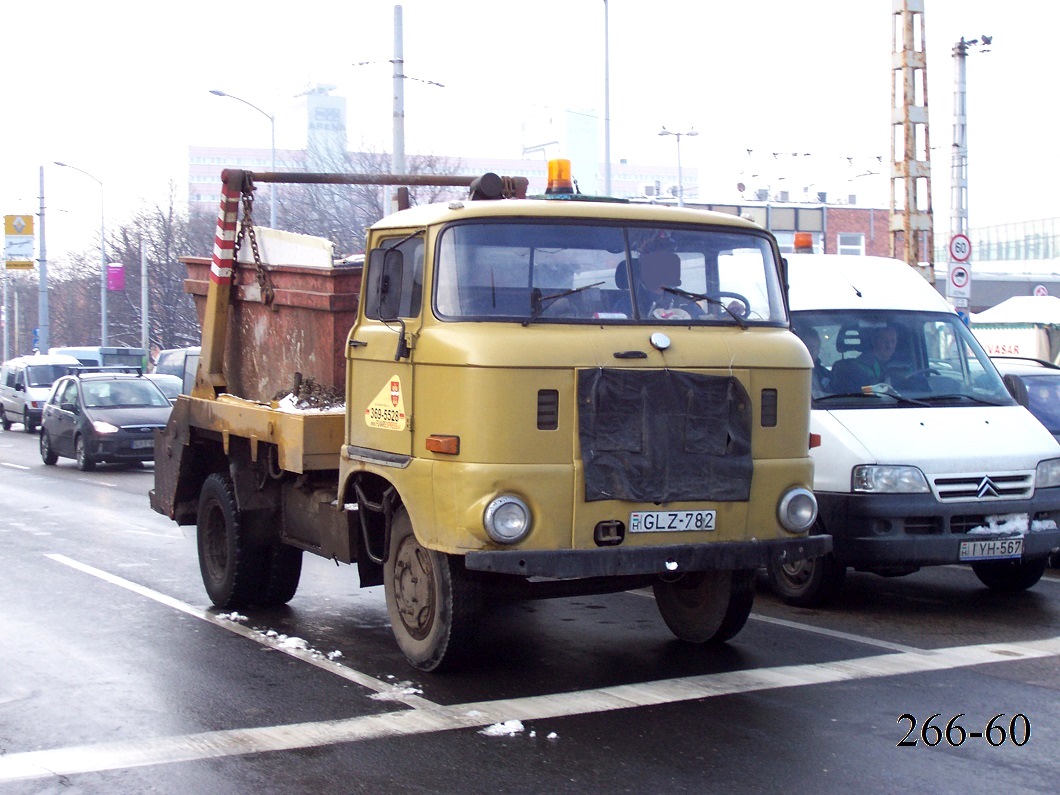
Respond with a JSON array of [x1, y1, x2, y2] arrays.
[[53, 161, 107, 346], [209, 89, 277, 228], [658, 127, 698, 207]]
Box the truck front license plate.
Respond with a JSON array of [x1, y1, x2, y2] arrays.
[[959, 538, 1023, 561], [629, 510, 716, 533]]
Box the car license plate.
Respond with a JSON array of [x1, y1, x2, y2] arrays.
[[131, 439, 153, 450], [959, 538, 1023, 561], [630, 510, 716, 533]]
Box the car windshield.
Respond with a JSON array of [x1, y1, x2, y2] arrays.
[[434, 221, 787, 325], [148, 375, 182, 400], [792, 309, 1015, 408], [26, 364, 72, 388], [81, 379, 171, 408], [1021, 374, 1060, 432]]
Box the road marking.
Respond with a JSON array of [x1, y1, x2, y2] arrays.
[[1, 461, 30, 470], [6, 553, 1055, 784]]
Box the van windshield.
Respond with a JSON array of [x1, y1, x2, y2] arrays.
[[26, 364, 73, 388], [434, 222, 786, 325], [792, 310, 1015, 408]]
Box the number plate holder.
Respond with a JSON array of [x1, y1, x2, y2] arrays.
[[629, 510, 716, 533], [959, 537, 1023, 561]]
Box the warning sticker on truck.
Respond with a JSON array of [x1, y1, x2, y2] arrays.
[[365, 375, 407, 431]]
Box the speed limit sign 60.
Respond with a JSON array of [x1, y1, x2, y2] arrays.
[[949, 234, 971, 263]]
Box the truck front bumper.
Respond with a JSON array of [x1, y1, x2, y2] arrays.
[[464, 535, 832, 578]]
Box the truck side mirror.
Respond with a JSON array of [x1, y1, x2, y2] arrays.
[[367, 248, 404, 321]]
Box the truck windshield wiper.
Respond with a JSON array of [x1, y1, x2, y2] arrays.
[[661, 287, 749, 329], [522, 282, 605, 326]]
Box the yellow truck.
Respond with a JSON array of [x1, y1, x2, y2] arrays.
[[151, 163, 829, 671]]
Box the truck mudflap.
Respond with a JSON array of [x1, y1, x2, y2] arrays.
[[464, 535, 832, 578]]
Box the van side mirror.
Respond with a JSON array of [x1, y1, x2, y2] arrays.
[[1002, 373, 1029, 407], [14, 383, 24, 392], [366, 248, 404, 321]]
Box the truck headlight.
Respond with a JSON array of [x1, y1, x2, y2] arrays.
[[777, 487, 817, 533], [852, 465, 929, 493], [1036, 458, 1060, 488], [483, 495, 532, 544]]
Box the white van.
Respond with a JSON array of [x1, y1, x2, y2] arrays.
[[769, 254, 1060, 604], [0, 353, 81, 433]]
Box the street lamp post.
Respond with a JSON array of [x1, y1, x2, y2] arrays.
[[658, 127, 698, 207], [210, 90, 277, 228], [53, 161, 107, 346]]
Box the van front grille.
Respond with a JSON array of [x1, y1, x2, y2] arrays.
[[932, 473, 1033, 501]]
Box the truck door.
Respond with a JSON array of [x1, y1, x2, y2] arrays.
[[347, 234, 425, 458]]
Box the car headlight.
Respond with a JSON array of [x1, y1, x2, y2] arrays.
[[483, 495, 532, 544], [777, 487, 817, 533], [91, 420, 120, 434], [1036, 458, 1060, 488], [852, 465, 929, 493]]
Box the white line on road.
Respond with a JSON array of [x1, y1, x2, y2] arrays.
[[1, 461, 30, 470], [3, 553, 1055, 784]]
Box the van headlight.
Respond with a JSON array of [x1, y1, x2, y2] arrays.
[[483, 495, 532, 544], [852, 465, 929, 493], [1036, 458, 1060, 488], [777, 487, 817, 533], [92, 421, 121, 434]]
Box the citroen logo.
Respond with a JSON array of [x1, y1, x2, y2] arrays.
[[977, 477, 1000, 499]]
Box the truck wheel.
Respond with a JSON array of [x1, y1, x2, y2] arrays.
[[971, 557, 1048, 592], [1, 408, 11, 431], [196, 473, 266, 608], [653, 569, 755, 644], [258, 544, 303, 607], [75, 435, 96, 471], [767, 552, 846, 607], [384, 507, 482, 671], [40, 431, 58, 466], [23, 409, 35, 434]]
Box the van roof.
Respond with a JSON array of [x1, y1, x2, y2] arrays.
[[785, 254, 954, 314], [2, 353, 82, 367]]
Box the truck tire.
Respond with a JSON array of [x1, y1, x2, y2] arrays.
[[971, 557, 1048, 592], [767, 551, 846, 607], [258, 544, 303, 607], [40, 431, 58, 466], [196, 473, 267, 609], [653, 569, 755, 644], [384, 507, 482, 671]]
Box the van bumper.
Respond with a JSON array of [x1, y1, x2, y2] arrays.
[[818, 489, 1060, 568], [465, 535, 833, 578]]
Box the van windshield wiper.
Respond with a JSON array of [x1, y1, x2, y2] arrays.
[[522, 282, 604, 326], [660, 287, 749, 329], [916, 393, 1009, 406]]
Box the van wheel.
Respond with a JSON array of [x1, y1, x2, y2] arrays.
[[75, 435, 96, 471], [767, 551, 846, 607], [384, 507, 482, 671], [653, 569, 755, 644], [971, 557, 1048, 592], [22, 409, 35, 434], [40, 431, 58, 466], [1, 408, 11, 431], [196, 473, 267, 608]]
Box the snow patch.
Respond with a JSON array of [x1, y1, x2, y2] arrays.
[[370, 680, 424, 701], [968, 513, 1058, 536], [479, 720, 524, 737], [216, 612, 248, 622]]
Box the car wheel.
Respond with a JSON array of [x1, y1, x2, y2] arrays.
[[0, 407, 11, 431], [196, 472, 268, 608], [384, 506, 482, 671], [40, 431, 58, 466], [767, 550, 846, 607], [971, 557, 1048, 592], [653, 569, 755, 644], [22, 408, 35, 434], [75, 434, 96, 471]]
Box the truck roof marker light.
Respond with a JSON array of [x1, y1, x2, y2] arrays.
[[426, 434, 460, 455], [793, 232, 814, 253], [545, 159, 575, 195]]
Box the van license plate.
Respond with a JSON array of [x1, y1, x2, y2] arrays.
[[131, 439, 153, 450], [959, 538, 1023, 561], [630, 510, 716, 533]]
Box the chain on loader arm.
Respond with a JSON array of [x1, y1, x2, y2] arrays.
[[232, 174, 275, 306]]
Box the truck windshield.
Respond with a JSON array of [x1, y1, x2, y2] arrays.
[[434, 222, 786, 325], [792, 309, 1015, 408]]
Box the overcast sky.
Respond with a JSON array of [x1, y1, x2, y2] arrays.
[[2, 0, 1055, 261]]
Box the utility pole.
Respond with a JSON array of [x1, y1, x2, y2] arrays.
[[37, 167, 49, 352]]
